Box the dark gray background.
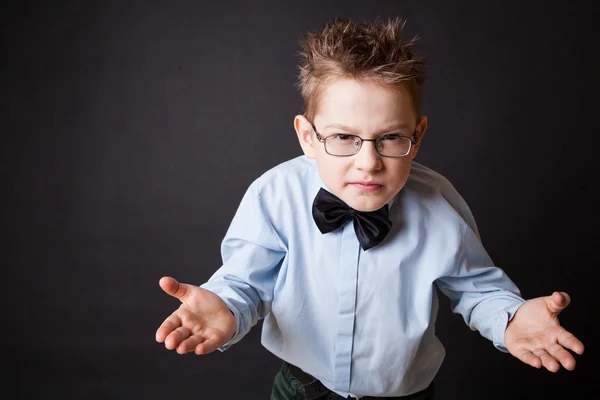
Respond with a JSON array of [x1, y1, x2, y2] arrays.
[[4, 0, 597, 399]]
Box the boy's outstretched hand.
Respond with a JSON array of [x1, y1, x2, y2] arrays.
[[155, 276, 237, 355], [505, 291, 584, 372]]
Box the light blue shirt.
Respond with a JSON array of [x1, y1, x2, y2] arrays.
[[201, 155, 525, 398]]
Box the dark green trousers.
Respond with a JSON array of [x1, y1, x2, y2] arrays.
[[270, 362, 435, 400]]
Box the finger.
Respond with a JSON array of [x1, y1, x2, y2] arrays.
[[533, 349, 560, 373], [195, 336, 224, 355], [175, 333, 207, 354], [155, 314, 182, 343], [547, 291, 570, 314], [558, 329, 585, 355], [159, 276, 194, 301], [164, 326, 193, 351], [547, 343, 577, 371], [514, 348, 542, 369]]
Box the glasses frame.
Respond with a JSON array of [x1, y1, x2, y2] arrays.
[[310, 122, 419, 158]]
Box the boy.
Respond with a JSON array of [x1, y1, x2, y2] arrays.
[[155, 17, 584, 399]]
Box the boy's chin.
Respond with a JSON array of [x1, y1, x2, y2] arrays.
[[343, 195, 389, 212]]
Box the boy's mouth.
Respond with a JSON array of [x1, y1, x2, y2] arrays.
[[350, 182, 383, 192]]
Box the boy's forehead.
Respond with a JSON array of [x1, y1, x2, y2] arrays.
[[315, 79, 416, 126]]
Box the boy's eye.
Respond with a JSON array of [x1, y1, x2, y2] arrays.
[[380, 134, 404, 142], [331, 134, 354, 141]]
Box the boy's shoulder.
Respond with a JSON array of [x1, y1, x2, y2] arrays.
[[253, 155, 318, 189], [406, 161, 479, 236], [246, 156, 319, 221], [406, 161, 457, 193]]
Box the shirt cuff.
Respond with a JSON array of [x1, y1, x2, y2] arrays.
[[493, 301, 525, 352], [216, 305, 243, 352]]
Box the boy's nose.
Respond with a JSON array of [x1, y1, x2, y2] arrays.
[[353, 141, 382, 171]]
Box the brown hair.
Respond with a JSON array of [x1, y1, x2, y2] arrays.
[[296, 17, 427, 122]]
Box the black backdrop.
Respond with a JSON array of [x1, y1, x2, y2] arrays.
[[4, 1, 598, 399]]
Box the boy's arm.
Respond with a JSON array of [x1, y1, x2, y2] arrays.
[[201, 181, 286, 350], [435, 224, 584, 371], [435, 223, 525, 351]]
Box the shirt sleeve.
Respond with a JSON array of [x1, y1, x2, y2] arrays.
[[200, 181, 286, 351], [435, 223, 525, 352]]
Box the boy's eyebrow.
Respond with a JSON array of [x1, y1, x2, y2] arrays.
[[323, 123, 412, 134]]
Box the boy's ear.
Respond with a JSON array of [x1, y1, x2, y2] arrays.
[[294, 115, 317, 159], [409, 116, 428, 160]]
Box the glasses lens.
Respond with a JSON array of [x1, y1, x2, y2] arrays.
[[325, 134, 361, 156], [377, 135, 411, 157]]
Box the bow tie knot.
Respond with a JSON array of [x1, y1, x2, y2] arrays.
[[312, 188, 392, 250]]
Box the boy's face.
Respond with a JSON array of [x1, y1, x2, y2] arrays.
[[295, 78, 427, 212]]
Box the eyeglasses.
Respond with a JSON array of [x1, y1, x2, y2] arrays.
[[310, 123, 419, 158]]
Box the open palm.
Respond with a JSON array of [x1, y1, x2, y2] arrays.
[[504, 291, 584, 372], [155, 276, 237, 355]]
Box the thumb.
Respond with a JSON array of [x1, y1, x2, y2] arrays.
[[159, 276, 194, 301], [547, 291, 570, 314]]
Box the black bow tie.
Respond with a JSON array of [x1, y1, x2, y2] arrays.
[[312, 188, 392, 251]]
